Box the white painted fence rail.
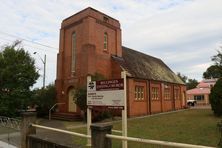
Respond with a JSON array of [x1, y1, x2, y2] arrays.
[[31, 124, 91, 139], [112, 130, 122, 133], [106, 134, 215, 148]]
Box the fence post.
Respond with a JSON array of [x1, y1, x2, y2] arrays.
[[218, 121, 222, 147], [20, 112, 37, 148], [91, 124, 113, 148]]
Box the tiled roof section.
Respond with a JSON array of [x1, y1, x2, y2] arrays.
[[197, 82, 210, 88], [197, 79, 217, 88], [187, 88, 210, 95], [112, 47, 184, 84]]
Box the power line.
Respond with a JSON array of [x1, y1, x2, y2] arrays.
[[0, 36, 57, 53], [0, 31, 59, 50]]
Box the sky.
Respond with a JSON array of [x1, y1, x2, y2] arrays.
[[0, 0, 221, 88]]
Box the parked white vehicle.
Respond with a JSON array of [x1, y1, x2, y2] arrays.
[[187, 99, 197, 106]]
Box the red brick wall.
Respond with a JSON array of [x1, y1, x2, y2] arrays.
[[174, 85, 182, 109], [163, 100, 173, 111], [127, 79, 149, 117], [111, 60, 122, 79], [126, 79, 185, 117], [150, 81, 162, 113], [181, 85, 187, 108], [162, 84, 173, 112]]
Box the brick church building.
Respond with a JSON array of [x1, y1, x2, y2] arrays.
[[55, 7, 186, 118]]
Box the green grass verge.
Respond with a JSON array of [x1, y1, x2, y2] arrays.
[[69, 109, 222, 148]]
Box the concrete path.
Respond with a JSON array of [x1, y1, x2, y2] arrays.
[[0, 119, 85, 148], [34, 119, 82, 147], [0, 131, 21, 148], [0, 141, 17, 148]]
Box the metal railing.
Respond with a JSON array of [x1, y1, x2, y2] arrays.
[[48, 102, 65, 120], [0, 116, 21, 130], [106, 134, 215, 148]]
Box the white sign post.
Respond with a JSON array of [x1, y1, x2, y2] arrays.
[[121, 71, 128, 148], [86, 75, 92, 147]]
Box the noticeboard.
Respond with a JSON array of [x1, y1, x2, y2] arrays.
[[87, 79, 124, 107]]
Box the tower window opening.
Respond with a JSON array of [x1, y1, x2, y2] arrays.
[[104, 32, 108, 51], [71, 32, 76, 73]]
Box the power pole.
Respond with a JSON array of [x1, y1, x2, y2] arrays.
[[43, 54, 46, 88], [34, 52, 46, 88]]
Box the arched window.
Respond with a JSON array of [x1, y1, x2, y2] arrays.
[[71, 32, 76, 73], [104, 32, 108, 50]]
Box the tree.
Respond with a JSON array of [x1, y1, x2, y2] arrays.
[[177, 72, 187, 83], [177, 72, 198, 90], [212, 49, 222, 66], [210, 78, 222, 116], [203, 65, 222, 79], [203, 48, 222, 79], [0, 41, 39, 116], [186, 79, 198, 90], [31, 84, 56, 117]]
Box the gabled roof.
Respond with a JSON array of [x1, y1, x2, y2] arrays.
[[112, 47, 184, 85], [187, 88, 210, 95], [197, 82, 210, 88], [197, 79, 217, 88]]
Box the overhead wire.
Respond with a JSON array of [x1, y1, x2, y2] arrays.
[[0, 36, 57, 53], [0, 31, 59, 50]]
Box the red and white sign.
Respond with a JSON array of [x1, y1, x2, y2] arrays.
[[87, 79, 124, 107]]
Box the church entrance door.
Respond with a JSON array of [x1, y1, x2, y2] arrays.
[[68, 88, 77, 112]]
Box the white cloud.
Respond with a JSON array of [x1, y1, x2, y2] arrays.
[[0, 0, 222, 87]]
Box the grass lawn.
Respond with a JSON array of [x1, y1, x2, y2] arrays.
[[69, 109, 221, 147]]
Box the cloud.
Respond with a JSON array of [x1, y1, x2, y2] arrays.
[[0, 0, 222, 88]]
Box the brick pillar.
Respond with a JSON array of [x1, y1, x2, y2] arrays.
[[20, 112, 36, 148], [91, 124, 113, 148]]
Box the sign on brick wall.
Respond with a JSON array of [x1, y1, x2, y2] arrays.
[[87, 79, 124, 107]]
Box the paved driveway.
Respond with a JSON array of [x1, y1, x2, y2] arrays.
[[190, 105, 211, 109]]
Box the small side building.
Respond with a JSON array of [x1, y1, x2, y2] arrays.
[[186, 79, 217, 105], [55, 7, 186, 118]]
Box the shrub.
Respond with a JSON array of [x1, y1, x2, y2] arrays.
[[74, 88, 87, 111], [92, 110, 112, 122], [31, 84, 56, 117], [74, 73, 106, 121], [210, 78, 222, 116]]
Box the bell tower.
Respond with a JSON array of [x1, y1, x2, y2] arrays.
[[55, 7, 122, 113]]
